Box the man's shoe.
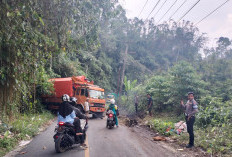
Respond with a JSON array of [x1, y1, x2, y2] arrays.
[[186, 144, 194, 148], [80, 143, 88, 149]]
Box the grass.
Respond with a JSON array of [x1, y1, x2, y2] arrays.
[[148, 114, 232, 156], [0, 111, 54, 156]]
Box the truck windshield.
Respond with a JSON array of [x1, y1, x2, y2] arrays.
[[89, 90, 104, 99]]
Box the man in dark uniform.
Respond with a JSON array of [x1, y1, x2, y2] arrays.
[[181, 92, 198, 148], [147, 94, 153, 116]]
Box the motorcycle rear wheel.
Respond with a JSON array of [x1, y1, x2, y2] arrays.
[[109, 124, 113, 129], [55, 135, 67, 153]]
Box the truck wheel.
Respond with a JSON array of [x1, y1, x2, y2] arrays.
[[93, 112, 103, 119]]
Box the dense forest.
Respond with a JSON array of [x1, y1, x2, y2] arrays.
[[0, 0, 232, 154]]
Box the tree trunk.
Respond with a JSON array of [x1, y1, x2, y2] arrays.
[[119, 44, 128, 97]]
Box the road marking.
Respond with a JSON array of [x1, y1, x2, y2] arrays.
[[85, 135, 89, 157]]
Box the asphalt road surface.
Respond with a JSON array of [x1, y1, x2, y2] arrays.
[[14, 118, 182, 157]]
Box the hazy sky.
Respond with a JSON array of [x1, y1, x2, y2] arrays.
[[119, 0, 232, 46]]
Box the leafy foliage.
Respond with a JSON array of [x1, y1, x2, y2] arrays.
[[124, 76, 137, 94], [0, 111, 54, 156]]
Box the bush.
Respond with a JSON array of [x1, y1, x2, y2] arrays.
[[197, 96, 232, 127], [146, 75, 171, 111], [150, 119, 175, 136], [0, 111, 54, 156]]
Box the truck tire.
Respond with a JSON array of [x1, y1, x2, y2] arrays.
[[93, 112, 103, 119]]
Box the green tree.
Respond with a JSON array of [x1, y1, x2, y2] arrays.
[[167, 61, 206, 111]]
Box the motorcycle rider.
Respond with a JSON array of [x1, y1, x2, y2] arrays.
[[58, 94, 87, 149], [107, 99, 119, 127], [70, 97, 87, 119]]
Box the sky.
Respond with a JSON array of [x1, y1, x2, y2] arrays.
[[119, 0, 232, 47]]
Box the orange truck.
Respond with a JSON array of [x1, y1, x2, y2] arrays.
[[42, 76, 106, 118]]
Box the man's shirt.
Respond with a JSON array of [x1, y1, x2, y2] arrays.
[[182, 99, 198, 117], [134, 96, 138, 104], [58, 110, 76, 124], [147, 97, 153, 107]]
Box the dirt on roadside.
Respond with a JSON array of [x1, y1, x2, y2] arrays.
[[118, 114, 211, 157]]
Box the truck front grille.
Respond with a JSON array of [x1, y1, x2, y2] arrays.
[[93, 103, 104, 107]]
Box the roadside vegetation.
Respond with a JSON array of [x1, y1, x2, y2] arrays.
[[120, 60, 232, 156], [0, 111, 54, 156]]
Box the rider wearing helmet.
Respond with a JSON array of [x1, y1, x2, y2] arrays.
[[58, 94, 75, 124], [58, 94, 87, 149], [70, 97, 87, 119], [107, 99, 119, 127]]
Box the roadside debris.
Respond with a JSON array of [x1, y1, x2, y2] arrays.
[[174, 121, 187, 135], [153, 136, 167, 141], [19, 140, 31, 147], [164, 121, 188, 135], [20, 151, 27, 155], [177, 149, 184, 151], [124, 117, 138, 127]]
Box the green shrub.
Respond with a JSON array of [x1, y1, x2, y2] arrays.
[[0, 111, 54, 156], [150, 119, 175, 136], [197, 97, 232, 127]]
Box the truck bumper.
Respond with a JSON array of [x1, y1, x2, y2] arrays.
[[90, 107, 105, 113]]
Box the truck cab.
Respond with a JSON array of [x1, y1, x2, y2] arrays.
[[72, 76, 106, 117], [74, 86, 105, 114]]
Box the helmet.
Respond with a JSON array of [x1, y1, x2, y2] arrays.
[[110, 99, 115, 104], [70, 97, 77, 103], [62, 94, 70, 102]]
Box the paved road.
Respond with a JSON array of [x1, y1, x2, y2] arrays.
[[15, 118, 181, 157]]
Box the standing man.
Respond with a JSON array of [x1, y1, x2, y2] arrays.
[[134, 95, 139, 114], [84, 98, 90, 114], [147, 94, 153, 116], [181, 92, 198, 148]]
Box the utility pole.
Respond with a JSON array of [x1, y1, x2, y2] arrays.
[[119, 44, 128, 97]]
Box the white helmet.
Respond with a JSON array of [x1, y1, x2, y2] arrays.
[[110, 99, 115, 104], [70, 97, 77, 103], [62, 94, 70, 102]]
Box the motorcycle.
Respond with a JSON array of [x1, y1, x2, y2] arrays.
[[106, 110, 116, 129], [53, 120, 88, 153]]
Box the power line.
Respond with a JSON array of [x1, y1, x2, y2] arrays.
[[195, 0, 230, 25], [169, 0, 188, 20], [138, 0, 149, 18], [145, 0, 161, 20], [178, 0, 200, 22], [153, 0, 168, 19], [157, 0, 178, 24]]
